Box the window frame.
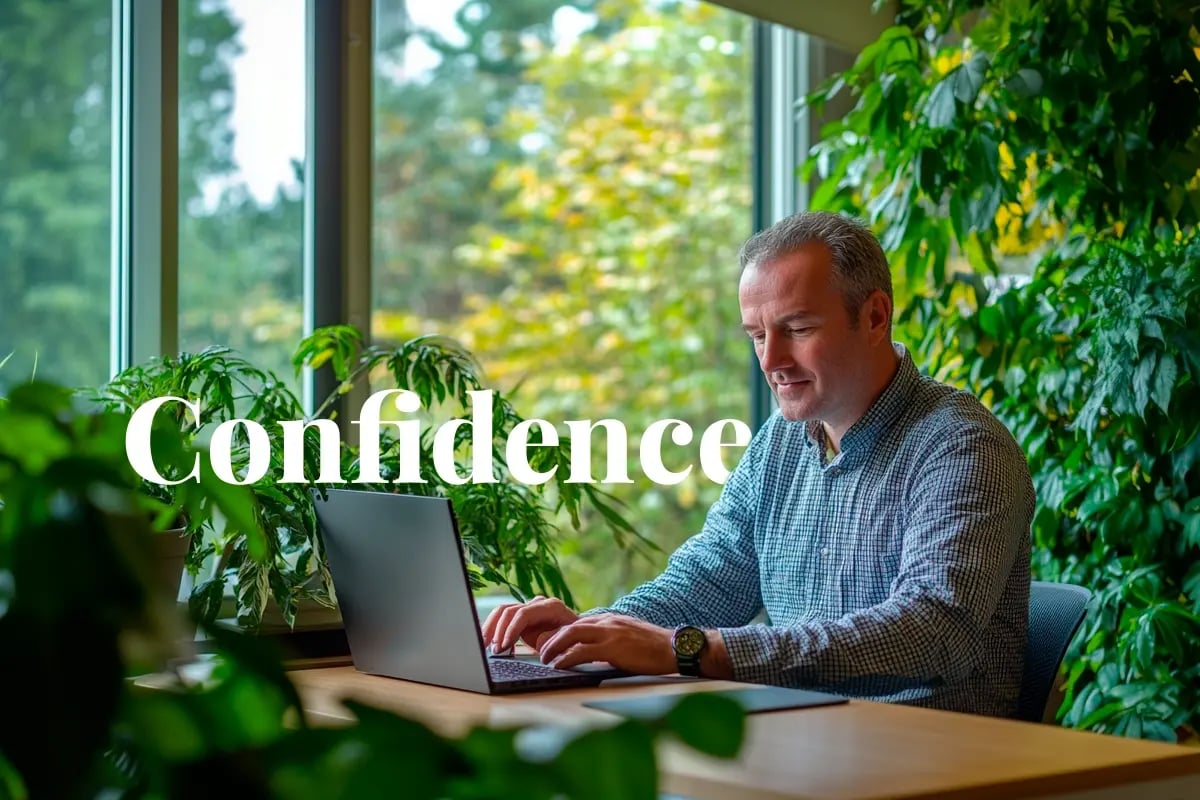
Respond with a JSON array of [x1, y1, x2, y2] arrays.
[[111, 0, 853, 433], [112, 0, 179, 373]]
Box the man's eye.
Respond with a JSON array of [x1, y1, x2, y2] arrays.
[[788, 328, 812, 336]]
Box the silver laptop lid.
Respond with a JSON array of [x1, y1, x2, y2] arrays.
[[313, 488, 493, 693]]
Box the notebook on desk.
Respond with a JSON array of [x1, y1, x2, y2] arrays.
[[583, 686, 847, 719], [313, 488, 626, 694]]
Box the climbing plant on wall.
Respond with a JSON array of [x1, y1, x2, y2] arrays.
[[803, 0, 1200, 739]]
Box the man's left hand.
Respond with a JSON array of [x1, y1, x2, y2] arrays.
[[536, 613, 676, 674]]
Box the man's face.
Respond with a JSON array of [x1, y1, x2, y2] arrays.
[[739, 243, 877, 425]]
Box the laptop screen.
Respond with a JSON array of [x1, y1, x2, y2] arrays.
[[313, 488, 495, 693]]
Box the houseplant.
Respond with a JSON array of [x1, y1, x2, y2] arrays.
[[292, 324, 646, 605], [93, 324, 645, 630], [0, 377, 745, 799], [799, 0, 1200, 737], [92, 346, 323, 629]]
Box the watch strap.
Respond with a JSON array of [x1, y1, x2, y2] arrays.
[[676, 651, 702, 676]]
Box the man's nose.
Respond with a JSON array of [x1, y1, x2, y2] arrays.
[[758, 332, 793, 372]]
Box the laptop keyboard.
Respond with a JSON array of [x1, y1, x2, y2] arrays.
[[487, 657, 582, 682]]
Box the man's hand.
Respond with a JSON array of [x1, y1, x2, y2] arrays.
[[481, 595, 579, 654], [537, 613, 676, 675]]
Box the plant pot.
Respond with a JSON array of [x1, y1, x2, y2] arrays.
[[151, 526, 191, 603], [106, 515, 196, 669]]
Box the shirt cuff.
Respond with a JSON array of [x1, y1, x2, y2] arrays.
[[718, 624, 799, 685]]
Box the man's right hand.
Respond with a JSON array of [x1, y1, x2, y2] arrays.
[[481, 595, 579, 655]]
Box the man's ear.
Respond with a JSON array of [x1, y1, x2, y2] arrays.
[[864, 290, 892, 344]]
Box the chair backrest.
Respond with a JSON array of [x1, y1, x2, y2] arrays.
[[1017, 580, 1091, 723]]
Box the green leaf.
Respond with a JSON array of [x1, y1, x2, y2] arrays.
[[978, 305, 1003, 337], [1166, 185, 1185, 218], [948, 193, 969, 245], [125, 692, 210, 761], [1132, 352, 1155, 417], [968, 184, 1003, 233], [0, 752, 26, 800], [1095, 662, 1121, 691], [1184, 514, 1200, 549], [189, 577, 227, 624], [196, 465, 266, 561], [203, 625, 307, 723], [1078, 700, 1125, 729], [1007, 68, 1043, 97], [1151, 355, 1177, 414], [1109, 682, 1160, 709], [236, 558, 271, 628], [924, 79, 956, 129], [1133, 624, 1157, 674], [916, 147, 943, 196], [335, 701, 455, 796], [952, 54, 988, 104], [551, 720, 656, 800], [665, 693, 745, 759], [1142, 720, 1179, 742], [1184, 562, 1200, 612]]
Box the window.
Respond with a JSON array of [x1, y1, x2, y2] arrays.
[[0, 1, 114, 392], [177, 0, 306, 396], [372, 0, 754, 607]]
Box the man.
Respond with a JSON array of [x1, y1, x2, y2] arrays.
[[482, 211, 1034, 717]]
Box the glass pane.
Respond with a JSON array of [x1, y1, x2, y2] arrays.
[[372, 0, 754, 608], [178, 0, 306, 395], [0, 1, 113, 392]]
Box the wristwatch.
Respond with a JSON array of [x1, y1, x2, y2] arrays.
[[672, 625, 707, 676]]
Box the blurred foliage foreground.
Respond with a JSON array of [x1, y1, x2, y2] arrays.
[[0, 381, 744, 799]]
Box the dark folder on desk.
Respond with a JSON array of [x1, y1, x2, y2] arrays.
[[583, 686, 847, 719]]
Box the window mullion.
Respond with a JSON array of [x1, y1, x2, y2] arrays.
[[304, 0, 372, 426], [114, 0, 179, 372]]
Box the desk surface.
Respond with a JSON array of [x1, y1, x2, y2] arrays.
[[290, 666, 1200, 800]]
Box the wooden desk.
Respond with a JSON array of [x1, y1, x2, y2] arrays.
[[290, 667, 1200, 800]]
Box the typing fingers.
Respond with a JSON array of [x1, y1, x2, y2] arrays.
[[495, 596, 553, 652], [480, 601, 525, 648], [548, 642, 603, 670], [538, 620, 602, 665]]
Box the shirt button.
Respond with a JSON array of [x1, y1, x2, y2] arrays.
[[820, 547, 830, 556]]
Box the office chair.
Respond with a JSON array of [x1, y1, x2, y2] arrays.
[[1016, 580, 1091, 723]]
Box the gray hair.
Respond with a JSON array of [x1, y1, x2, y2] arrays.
[[738, 211, 893, 324]]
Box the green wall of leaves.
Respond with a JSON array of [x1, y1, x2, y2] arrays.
[[804, 0, 1200, 740]]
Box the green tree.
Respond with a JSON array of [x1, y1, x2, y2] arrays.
[[376, 0, 755, 608], [0, 0, 114, 391], [372, 0, 599, 320], [0, 0, 277, 393]]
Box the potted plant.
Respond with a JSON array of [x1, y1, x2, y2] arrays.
[[92, 346, 323, 630], [294, 325, 646, 607], [91, 325, 645, 632]]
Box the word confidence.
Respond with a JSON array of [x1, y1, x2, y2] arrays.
[[125, 390, 752, 488]]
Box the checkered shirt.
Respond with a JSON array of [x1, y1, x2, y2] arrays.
[[591, 344, 1034, 717]]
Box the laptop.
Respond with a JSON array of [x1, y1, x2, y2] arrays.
[[312, 488, 626, 694]]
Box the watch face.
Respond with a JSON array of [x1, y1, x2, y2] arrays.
[[674, 626, 706, 657]]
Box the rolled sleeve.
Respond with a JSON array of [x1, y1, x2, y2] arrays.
[[584, 420, 769, 628]]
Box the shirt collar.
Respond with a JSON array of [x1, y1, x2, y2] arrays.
[[802, 342, 918, 457]]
